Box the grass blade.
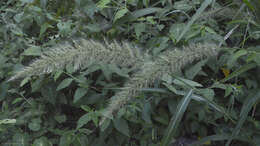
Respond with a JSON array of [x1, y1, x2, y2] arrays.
[[161, 89, 193, 146], [176, 0, 213, 42], [225, 90, 260, 146]]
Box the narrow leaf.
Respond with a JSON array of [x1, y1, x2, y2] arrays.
[[176, 0, 212, 42], [225, 90, 260, 146], [161, 89, 193, 146]]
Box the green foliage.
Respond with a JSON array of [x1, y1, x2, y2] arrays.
[[1, 0, 260, 145]]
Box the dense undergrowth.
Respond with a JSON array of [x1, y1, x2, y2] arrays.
[[0, 0, 260, 146]]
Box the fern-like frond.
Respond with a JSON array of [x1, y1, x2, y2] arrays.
[[102, 43, 220, 121], [9, 39, 144, 81]]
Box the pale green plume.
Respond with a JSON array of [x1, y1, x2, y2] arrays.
[[8, 38, 144, 81], [9, 39, 220, 124], [102, 43, 219, 122]]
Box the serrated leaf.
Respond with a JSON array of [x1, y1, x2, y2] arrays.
[[56, 78, 73, 91], [73, 88, 88, 103], [114, 8, 129, 23], [113, 118, 130, 137]]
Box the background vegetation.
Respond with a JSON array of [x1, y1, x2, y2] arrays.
[[0, 0, 260, 145]]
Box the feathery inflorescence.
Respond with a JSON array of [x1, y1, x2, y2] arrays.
[[8, 39, 144, 81], [9, 39, 220, 123], [102, 43, 219, 120]]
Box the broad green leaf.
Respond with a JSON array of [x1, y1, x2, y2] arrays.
[[73, 87, 88, 103], [226, 90, 260, 146], [113, 118, 130, 137], [57, 78, 73, 91], [77, 113, 91, 129], [176, 0, 212, 42], [114, 8, 129, 23], [161, 89, 193, 146]]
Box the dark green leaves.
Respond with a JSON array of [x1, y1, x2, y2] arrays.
[[57, 78, 73, 91], [161, 89, 193, 146], [113, 118, 130, 137], [73, 88, 88, 103]]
